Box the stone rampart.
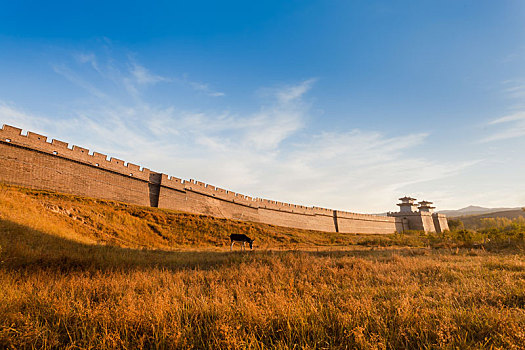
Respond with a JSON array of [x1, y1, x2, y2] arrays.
[[0, 126, 153, 206], [0, 124, 402, 234], [432, 213, 449, 232]]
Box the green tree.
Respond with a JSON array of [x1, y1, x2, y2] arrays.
[[447, 218, 464, 231]]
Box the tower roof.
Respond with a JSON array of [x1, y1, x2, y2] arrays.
[[398, 196, 417, 201], [418, 200, 435, 209]]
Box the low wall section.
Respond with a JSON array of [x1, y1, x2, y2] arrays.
[[337, 211, 403, 234], [0, 125, 400, 234]]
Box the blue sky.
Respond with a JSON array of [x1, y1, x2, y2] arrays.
[[1, 0, 525, 212]]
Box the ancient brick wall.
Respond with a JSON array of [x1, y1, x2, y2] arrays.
[[420, 212, 436, 233], [0, 126, 153, 206], [258, 208, 335, 232], [336, 211, 400, 234], [0, 124, 402, 234], [432, 213, 449, 233]]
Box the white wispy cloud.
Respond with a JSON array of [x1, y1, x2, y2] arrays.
[[0, 102, 44, 128], [276, 78, 317, 103], [71, 51, 224, 98], [75, 53, 101, 73], [483, 80, 525, 142], [489, 111, 525, 125], [0, 53, 469, 212], [52, 64, 109, 100], [502, 80, 525, 99], [188, 81, 225, 97], [130, 62, 170, 85]]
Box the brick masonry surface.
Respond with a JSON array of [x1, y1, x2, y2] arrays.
[[1, 124, 440, 234]]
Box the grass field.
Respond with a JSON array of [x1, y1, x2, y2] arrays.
[[1, 184, 524, 349]]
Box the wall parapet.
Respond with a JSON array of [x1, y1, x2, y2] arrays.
[[1, 122, 397, 220], [336, 210, 397, 222], [160, 174, 184, 191], [1, 124, 423, 234], [0, 124, 152, 181]]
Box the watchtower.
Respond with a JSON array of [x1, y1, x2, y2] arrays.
[[397, 196, 418, 213], [388, 196, 448, 233], [418, 200, 435, 213]]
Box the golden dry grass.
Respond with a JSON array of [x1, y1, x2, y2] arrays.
[[0, 184, 361, 250], [1, 184, 524, 349]]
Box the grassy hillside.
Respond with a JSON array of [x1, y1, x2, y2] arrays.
[[459, 209, 525, 230], [1, 183, 524, 349], [0, 183, 362, 251]]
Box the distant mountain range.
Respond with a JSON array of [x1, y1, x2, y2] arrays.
[[375, 205, 524, 218], [439, 205, 524, 217]]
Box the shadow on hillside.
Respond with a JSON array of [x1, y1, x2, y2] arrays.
[[0, 219, 485, 273], [0, 219, 245, 272]]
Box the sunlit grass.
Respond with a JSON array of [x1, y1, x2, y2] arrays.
[[0, 184, 524, 349], [0, 183, 364, 250]]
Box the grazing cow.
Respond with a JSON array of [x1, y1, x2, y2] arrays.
[[230, 234, 254, 251]]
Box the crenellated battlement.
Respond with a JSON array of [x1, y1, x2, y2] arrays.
[[1, 124, 446, 234], [160, 174, 184, 191], [0, 124, 152, 181], [336, 210, 396, 222]]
